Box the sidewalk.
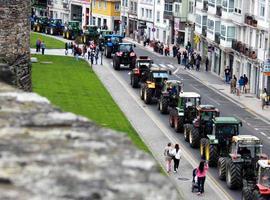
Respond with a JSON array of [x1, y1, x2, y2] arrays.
[[124, 37, 270, 123]]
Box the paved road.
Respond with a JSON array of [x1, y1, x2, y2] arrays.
[[101, 45, 270, 200]]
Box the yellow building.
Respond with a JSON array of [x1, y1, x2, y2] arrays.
[[91, 0, 120, 31]]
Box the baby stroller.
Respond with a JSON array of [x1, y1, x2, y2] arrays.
[[191, 168, 199, 192]]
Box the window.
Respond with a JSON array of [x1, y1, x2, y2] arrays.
[[188, 1, 194, 13], [208, 0, 215, 7], [227, 27, 235, 40], [141, 8, 144, 17], [234, 0, 242, 14], [98, 0, 102, 9], [195, 14, 202, 27], [103, 19, 107, 26], [220, 25, 226, 40], [157, 11, 160, 22], [134, 2, 137, 13], [175, 4, 180, 13], [130, 1, 134, 11], [93, 0, 96, 7], [93, 17, 96, 25], [146, 9, 149, 18], [104, 1, 107, 9], [165, 3, 173, 12], [156, 28, 159, 38], [259, 0, 265, 17], [125, 0, 128, 7], [207, 19, 214, 33], [115, 2, 120, 11], [222, 0, 234, 12], [149, 10, 152, 18]]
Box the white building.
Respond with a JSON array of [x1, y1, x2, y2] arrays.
[[70, 0, 91, 28], [47, 0, 70, 23], [155, 0, 170, 44], [187, 0, 270, 96]]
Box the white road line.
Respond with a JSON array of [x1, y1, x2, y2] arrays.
[[260, 132, 267, 136], [167, 64, 175, 69], [247, 123, 251, 126], [152, 63, 159, 68], [159, 64, 168, 69], [173, 67, 180, 75], [255, 128, 259, 131], [268, 137, 270, 140]]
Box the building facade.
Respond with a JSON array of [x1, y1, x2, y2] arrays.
[[186, 0, 270, 96], [47, 0, 70, 23], [92, 0, 121, 31]]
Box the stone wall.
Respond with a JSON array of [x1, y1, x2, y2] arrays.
[[0, 0, 31, 91], [0, 81, 179, 199]]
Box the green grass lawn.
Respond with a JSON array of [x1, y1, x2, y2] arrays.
[[32, 55, 149, 152], [30, 32, 65, 49]]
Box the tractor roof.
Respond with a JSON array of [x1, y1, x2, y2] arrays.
[[179, 92, 200, 98], [150, 67, 169, 72], [197, 104, 216, 110], [258, 160, 270, 168], [166, 80, 182, 84], [232, 135, 260, 143], [137, 56, 153, 61], [213, 117, 241, 124], [119, 42, 134, 45], [105, 34, 124, 38]]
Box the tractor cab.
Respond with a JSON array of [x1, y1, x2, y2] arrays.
[[162, 80, 183, 97], [99, 30, 114, 38], [178, 92, 201, 118], [258, 160, 270, 188], [104, 35, 125, 58]]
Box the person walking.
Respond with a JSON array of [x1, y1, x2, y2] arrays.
[[36, 38, 41, 52], [95, 47, 99, 64], [260, 88, 269, 110], [224, 66, 231, 83], [230, 75, 237, 94], [163, 143, 173, 173], [196, 160, 209, 195], [196, 54, 201, 71], [171, 144, 181, 173], [41, 41, 46, 55], [205, 57, 209, 71], [65, 42, 68, 55], [190, 53, 195, 70], [238, 76, 245, 93], [176, 51, 181, 65], [243, 74, 249, 93], [173, 45, 177, 57]]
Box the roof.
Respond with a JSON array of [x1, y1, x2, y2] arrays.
[[166, 80, 182, 84], [150, 67, 169, 72], [258, 160, 270, 168], [119, 42, 134, 45], [179, 92, 200, 98], [213, 117, 241, 124], [198, 105, 216, 110], [104, 34, 124, 38], [232, 135, 260, 142]]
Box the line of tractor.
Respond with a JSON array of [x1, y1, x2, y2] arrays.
[[116, 56, 270, 200]]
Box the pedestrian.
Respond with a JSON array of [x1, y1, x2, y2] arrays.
[[95, 47, 99, 64], [238, 76, 245, 92], [230, 75, 237, 94], [260, 88, 269, 110], [224, 66, 231, 83], [70, 42, 74, 54], [173, 45, 177, 57], [83, 45, 87, 58], [65, 42, 68, 55], [36, 38, 41, 52], [190, 54, 195, 70], [87, 46, 91, 60], [205, 57, 209, 71], [183, 51, 188, 66], [196, 54, 201, 71], [243, 74, 249, 93], [41, 41, 45, 55], [176, 51, 181, 65], [90, 49, 95, 65], [163, 142, 173, 173], [171, 144, 181, 173], [196, 160, 209, 195]]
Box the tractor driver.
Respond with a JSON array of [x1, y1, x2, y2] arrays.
[[186, 98, 193, 108], [238, 147, 251, 157]]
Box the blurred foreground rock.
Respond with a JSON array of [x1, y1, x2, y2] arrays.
[[0, 82, 179, 200]]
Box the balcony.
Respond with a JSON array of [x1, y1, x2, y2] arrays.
[[63, 2, 69, 9], [244, 14, 257, 28], [232, 39, 257, 60], [216, 6, 222, 17], [164, 1, 173, 20], [215, 33, 220, 44], [202, 1, 208, 12]]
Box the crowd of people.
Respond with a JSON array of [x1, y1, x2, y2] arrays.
[[164, 142, 209, 196]]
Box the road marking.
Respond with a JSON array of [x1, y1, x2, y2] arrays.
[[255, 128, 259, 130], [167, 64, 175, 69], [101, 59, 233, 200], [152, 63, 159, 68], [173, 67, 180, 75], [159, 64, 168, 69], [260, 132, 267, 136], [268, 137, 270, 140]]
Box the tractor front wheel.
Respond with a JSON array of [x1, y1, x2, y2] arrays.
[[169, 112, 174, 128], [113, 58, 120, 70], [160, 97, 169, 114], [189, 127, 200, 148], [144, 88, 152, 104], [140, 87, 144, 100], [131, 76, 139, 88], [226, 159, 242, 189], [200, 138, 208, 159], [253, 189, 267, 200], [242, 185, 253, 200], [184, 124, 191, 142], [218, 157, 227, 180], [130, 58, 136, 69], [106, 47, 112, 58], [208, 144, 219, 167], [174, 116, 183, 133]]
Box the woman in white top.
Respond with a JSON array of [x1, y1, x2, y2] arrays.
[[163, 142, 173, 173], [171, 144, 182, 173]]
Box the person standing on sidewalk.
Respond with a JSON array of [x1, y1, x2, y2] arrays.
[[176, 51, 181, 65], [41, 41, 46, 55], [230, 75, 237, 94], [205, 57, 209, 71], [173, 45, 177, 57], [36, 38, 41, 52], [224, 66, 231, 83], [65, 42, 68, 55], [260, 88, 269, 110], [171, 144, 181, 173], [196, 54, 201, 71], [196, 160, 209, 195], [238, 76, 245, 93], [163, 143, 173, 173], [243, 74, 249, 93]]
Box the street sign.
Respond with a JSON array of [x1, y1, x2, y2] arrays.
[[152, 28, 156, 32]]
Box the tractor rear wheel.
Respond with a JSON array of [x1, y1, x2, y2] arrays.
[[208, 144, 218, 167], [50, 28, 54, 35], [63, 32, 66, 38], [113, 58, 120, 70], [218, 157, 227, 180], [189, 127, 200, 148], [174, 116, 183, 133], [140, 87, 144, 100], [184, 124, 191, 142], [131, 76, 139, 88], [226, 159, 242, 189], [66, 31, 70, 39], [106, 47, 112, 58], [200, 138, 208, 159], [242, 185, 253, 200], [169, 112, 174, 128], [253, 189, 267, 200], [144, 88, 152, 104], [130, 58, 136, 69], [160, 97, 169, 114]]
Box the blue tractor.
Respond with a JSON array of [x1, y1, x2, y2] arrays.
[[45, 19, 64, 35], [102, 34, 125, 58]]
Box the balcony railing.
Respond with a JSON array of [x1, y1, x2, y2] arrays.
[[216, 6, 222, 17], [215, 33, 220, 44], [202, 1, 208, 11], [232, 39, 257, 60], [244, 14, 257, 27]]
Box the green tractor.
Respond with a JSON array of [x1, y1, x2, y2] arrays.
[[45, 18, 64, 35], [200, 117, 241, 166], [157, 80, 183, 114], [63, 21, 83, 40], [82, 25, 100, 44], [169, 92, 201, 133], [32, 16, 49, 32], [184, 105, 219, 148], [218, 135, 264, 190]]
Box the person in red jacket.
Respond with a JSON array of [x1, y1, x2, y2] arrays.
[[196, 160, 209, 195]]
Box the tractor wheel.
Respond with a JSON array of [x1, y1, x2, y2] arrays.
[[131, 76, 139, 88], [83, 35, 87, 44], [63, 32, 66, 38], [45, 28, 48, 34], [113, 58, 120, 70], [140, 87, 144, 100], [200, 138, 208, 159], [174, 116, 184, 133], [253, 189, 267, 200], [50, 28, 54, 35], [208, 144, 219, 167], [218, 157, 227, 180], [106, 47, 112, 58], [130, 58, 136, 69], [160, 97, 169, 114], [184, 124, 191, 142], [37, 25, 40, 32], [169, 112, 174, 128], [226, 159, 242, 189], [242, 185, 253, 200], [189, 127, 200, 148], [66, 31, 70, 40], [144, 88, 152, 104]]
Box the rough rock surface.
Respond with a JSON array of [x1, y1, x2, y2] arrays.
[[0, 0, 31, 91], [0, 82, 179, 200]]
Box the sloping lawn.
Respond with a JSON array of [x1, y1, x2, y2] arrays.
[[32, 55, 149, 152], [30, 32, 65, 49]]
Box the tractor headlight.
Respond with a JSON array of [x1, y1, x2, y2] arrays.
[[178, 112, 184, 116]]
